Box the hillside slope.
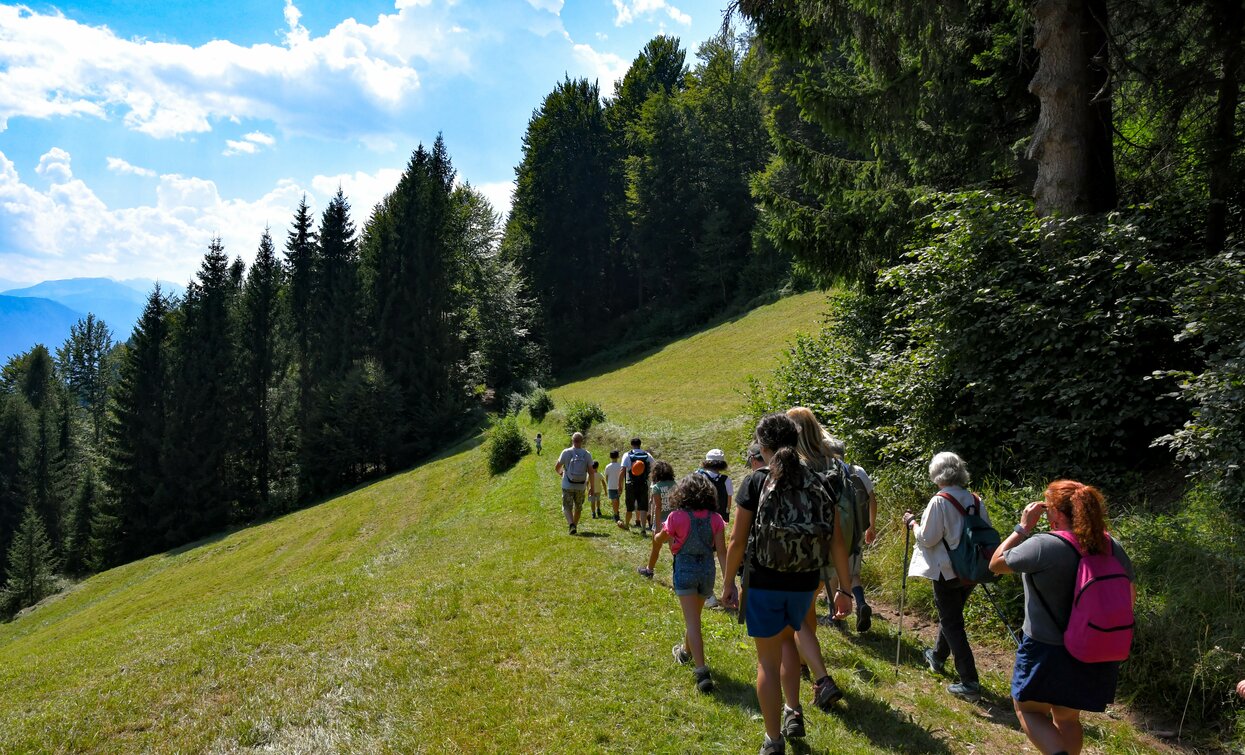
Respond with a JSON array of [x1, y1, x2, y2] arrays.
[[0, 293, 1167, 754]]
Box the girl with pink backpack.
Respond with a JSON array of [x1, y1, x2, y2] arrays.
[[989, 480, 1137, 755]]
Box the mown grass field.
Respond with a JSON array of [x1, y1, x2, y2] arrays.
[[0, 293, 1172, 753]]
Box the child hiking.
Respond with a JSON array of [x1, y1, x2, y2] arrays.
[[605, 450, 624, 523], [639, 473, 727, 694], [589, 461, 607, 519], [535, 432, 543, 456], [639, 460, 677, 573]]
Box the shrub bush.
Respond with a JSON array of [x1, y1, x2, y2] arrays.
[[485, 415, 531, 475], [563, 400, 606, 436], [527, 388, 554, 423], [753, 192, 1198, 479], [1156, 248, 1245, 512]]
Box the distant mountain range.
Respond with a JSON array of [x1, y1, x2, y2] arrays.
[[0, 277, 186, 363]]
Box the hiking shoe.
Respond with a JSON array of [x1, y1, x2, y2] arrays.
[[924, 649, 946, 676], [693, 667, 714, 693], [637, 566, 654, 579], [781, 706, 806, 739], [569, 524, 577, 535], [812, 675, 843, 711], [948, 682, 981, 702], [705, 595, 720, 609], [672, 643, 692, 665], [616, 521, 629, 531], [758, 735, 785, 755], [856, 602, 873, 633]]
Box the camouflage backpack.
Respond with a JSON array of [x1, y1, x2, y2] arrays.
[[748, 465, 841, 572]]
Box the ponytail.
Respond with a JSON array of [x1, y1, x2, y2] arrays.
[[755, 413, 802, 488], [1046, 480, 1109, 555]]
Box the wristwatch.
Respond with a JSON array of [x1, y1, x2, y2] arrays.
[[1013, 524, 1030, 538]]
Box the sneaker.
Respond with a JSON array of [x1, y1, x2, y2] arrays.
[[812, 675, 843, 711], [569, 524, 577, 535], [924, 649, 946, 676], [672, 643, 692, 665], [758, 735, 785, 755], [637, 566, 654, 579], [693, 667, 715, 693], [616, 521, 629, 531], [856, 602, 873, 633], [948, 682, 981, 702], [705, 595, 721, 609], [781, 706, 806, 738]]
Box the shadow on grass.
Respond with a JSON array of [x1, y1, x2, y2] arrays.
[[706, 669, 761, 716], [833, 691, 957, 754], [575, 532, 610, 539]]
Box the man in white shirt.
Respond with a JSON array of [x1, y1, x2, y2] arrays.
[[555, 432, 595, 535]]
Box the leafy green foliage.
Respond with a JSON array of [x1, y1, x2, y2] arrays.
[[485, 414, 531, 475], [527, 388, 554, 423], [754, 192, 1195, 477], [1157, 248, 1245, 510], [563, 401, 606, 436]]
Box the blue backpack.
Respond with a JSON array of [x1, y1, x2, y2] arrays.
[[937, 492, 1002, 585]]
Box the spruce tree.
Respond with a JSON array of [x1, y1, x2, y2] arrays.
[[283, 197, 319, 497], [101, 287, 170, 565], [164, 238, 239, 546], [62, 465, 97, 575], [2, 505, 59, 615], [239, 229, 284, 515], [58, 314, 114, 447], [361, 137, 463, 463], [0, 393, 35, 584], [312, 188, 360, 379]]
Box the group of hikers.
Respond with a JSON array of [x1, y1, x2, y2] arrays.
[[552, 407, 1144, 755]]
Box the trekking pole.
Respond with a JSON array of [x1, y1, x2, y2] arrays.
[[979, 582, 1021, 649], [895, 523, 910, 677]]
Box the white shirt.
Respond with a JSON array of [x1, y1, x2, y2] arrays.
[[907, 485, 991, 581], [604, 462, 623, 489]]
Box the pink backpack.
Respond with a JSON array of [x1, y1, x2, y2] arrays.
[[1048, 531, 1135, 663]]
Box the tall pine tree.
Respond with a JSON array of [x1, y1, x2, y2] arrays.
[[238, 229, 284, 516], [101, 287, 170, 565], [1, 504, 58, 615]]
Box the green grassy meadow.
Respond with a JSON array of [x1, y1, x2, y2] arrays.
[[0, 293, 1173, 753]]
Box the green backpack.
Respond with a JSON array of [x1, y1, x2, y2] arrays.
[[937, 492, 1002, 585]]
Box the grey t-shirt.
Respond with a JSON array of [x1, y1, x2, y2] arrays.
[[1005, 533, 1135, 645], [557, 447, 592, 491]]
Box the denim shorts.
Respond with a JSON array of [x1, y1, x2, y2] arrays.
[[744, 587, 816, 638], [672, 553, 716, 599], [608, 488, 619, 500]]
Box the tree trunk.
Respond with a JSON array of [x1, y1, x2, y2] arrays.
[[1207, 0, 1244, 252], [1027, 0, 1117, 216]]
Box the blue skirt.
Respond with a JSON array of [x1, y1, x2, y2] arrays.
[[1011, 634, 1121, 712]]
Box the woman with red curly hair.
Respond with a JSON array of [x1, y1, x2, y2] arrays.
[[990, 481, 1137, 755]]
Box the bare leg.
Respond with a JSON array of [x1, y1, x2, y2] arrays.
[[1014, 699, 1067, 754], [781, 634, 802, 706], [754, 630, 790, 742], [795, 603, 829, 680], [1051, 706, 1083, 755], [679, 594, 707, 667]]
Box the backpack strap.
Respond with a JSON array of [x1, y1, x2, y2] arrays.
[[935, 490, 981, 517], [1028, 532, 1081, 633]]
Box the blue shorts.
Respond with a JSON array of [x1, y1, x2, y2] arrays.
[[608, 488, 619, 500], [673, 553, 715, 598], [744, 587, 816, 638]]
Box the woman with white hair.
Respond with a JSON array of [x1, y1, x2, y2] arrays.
[[902, 451, 989, 701]]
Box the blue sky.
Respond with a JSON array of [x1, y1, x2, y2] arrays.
[[0, 0, 731, 285]]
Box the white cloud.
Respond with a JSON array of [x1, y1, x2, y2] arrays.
[[612, 0, 691, 26], [310, 167, 404, 219], [0, 2, 479, 141], [0, 147, 406, 283], [525, 0, 564, 13], [106, 157, 156, 177], [35, 148, 73, 182], [223, 131, 277, 156], [475, 180, 514, 220], [568, 39, 629, 97]]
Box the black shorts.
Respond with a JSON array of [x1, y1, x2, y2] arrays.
[[626, 481, 649, 512]]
